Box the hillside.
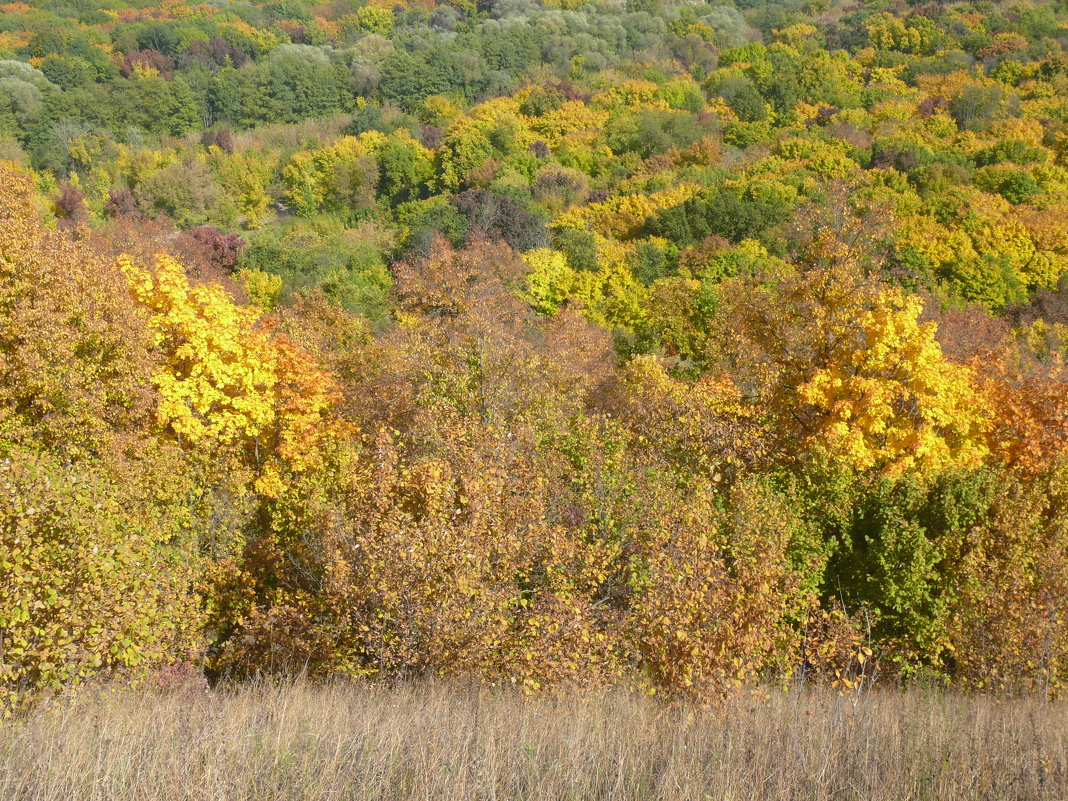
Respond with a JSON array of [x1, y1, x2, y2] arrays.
[[2, 0, 1068, 713]]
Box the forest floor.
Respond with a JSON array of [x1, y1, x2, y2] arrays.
[[1, 679, 1065, 800]]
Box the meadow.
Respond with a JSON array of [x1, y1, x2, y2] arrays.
[[2, 680, 1066, 801]]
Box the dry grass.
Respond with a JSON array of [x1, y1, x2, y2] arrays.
[[1, 680, 1066, 801]]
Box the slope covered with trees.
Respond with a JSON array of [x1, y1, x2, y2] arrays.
[[3, 0, 1068, 709]]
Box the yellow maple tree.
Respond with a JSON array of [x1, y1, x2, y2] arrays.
[[727, 264, 990, 475], [121, 253, 340, 494]]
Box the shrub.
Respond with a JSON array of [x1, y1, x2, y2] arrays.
[[0, 453, 200, 714]]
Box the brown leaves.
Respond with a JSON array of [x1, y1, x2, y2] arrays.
[[600, 354, 768, 482], [627, 479, 818, 699], [980, 352, 1068, 475], [361, 236, 612, 439]]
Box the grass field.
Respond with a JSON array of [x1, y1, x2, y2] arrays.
[[1, 680, 1065, 800]]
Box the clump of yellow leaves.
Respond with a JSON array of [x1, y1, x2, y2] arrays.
[[798, 289, 990, 475], [123, 253, 276, 447], [121, 253, 340, 495], [726, 256, 990, 476]]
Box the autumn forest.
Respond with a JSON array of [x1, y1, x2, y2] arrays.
[[3, 0, 1068, 725]]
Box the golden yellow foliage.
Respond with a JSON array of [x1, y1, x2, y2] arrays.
[[727, 265, 989, 475], [123, 253, 277, 447], [797, 290, 989, 474], [122, 253, 340, 493], [554, 184, 701, 238]]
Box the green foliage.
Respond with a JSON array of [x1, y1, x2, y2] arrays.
[[134, 157, 232, 226], [643, 187, 792, 247], [237, 221, 393, 324]]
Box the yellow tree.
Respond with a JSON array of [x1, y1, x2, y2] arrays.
[[798, 289, 990, 473], [209, 148, 274, 229], [281, 133, 386, 215], [523, 248, 575, 315], [726, 263, 990, 475], [121, 253, 339, 493], [0, 161, 200, 712], [123, 253, 278, 449]]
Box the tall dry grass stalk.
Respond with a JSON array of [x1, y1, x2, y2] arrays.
[[1, 680, 1065, 800]]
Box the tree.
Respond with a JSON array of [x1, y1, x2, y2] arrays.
[[642, 186, 791, 247], [375, 133, 433, 204], [0, 161, 157, 461], [0, 61, 53, 133], [133, 157, 229, 228], [1, 453, 201, 713], [121, 251, 339, 494], [608, 354, 766, 481], [174, 225, 245, 277], [981, 327, 1068, 475], [236, 221, 394, 323], [263, 45, 349, 124], [281, 134, 381, 217], [451, 189, 548, 252], [53, 181, 89, 231], [627, 478, 820, 697], [723, 262, 990, 475], [211, 237, 622, 686]]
